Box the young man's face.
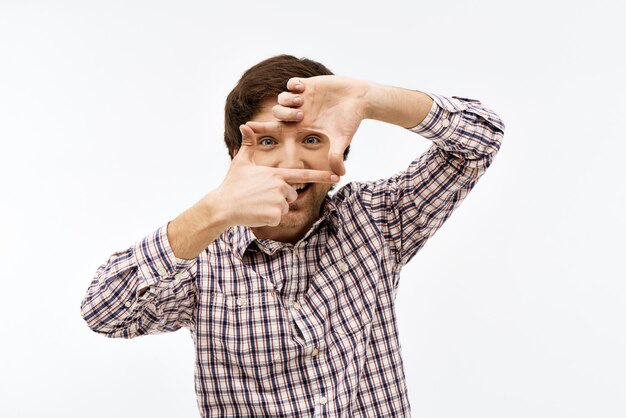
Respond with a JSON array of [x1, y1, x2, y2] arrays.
[[245, 99, 334, 242]]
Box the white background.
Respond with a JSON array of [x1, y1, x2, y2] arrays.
[[1, 1, 624, 417]]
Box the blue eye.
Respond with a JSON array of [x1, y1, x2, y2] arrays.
[[259, 137, 276, 146], [304, 136, 320, 144]]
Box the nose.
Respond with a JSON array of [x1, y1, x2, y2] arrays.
[[276, 141, 305, 170]]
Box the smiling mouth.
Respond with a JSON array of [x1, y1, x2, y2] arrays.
[[289, 183, 312, 203], [297, 183, 312, 194]]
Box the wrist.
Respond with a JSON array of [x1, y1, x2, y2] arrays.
[[200, 189, 233, 230], [361, 80, 384, 121], [167, 189, 231, 260], [363, 83, 433, 128]]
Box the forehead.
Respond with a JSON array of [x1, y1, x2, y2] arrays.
[[252, 99, 279, 122], [252, 99, 326, 138]]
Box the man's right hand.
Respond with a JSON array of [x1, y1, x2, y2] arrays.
[[210, 124, 339, 229]]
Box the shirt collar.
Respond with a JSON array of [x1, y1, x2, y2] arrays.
[[227, 195, 342, 261]]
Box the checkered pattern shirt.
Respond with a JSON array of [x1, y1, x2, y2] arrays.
[[81, 92, 505, 417]]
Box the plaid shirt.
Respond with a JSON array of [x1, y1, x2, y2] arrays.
[[81, 92, 505, 417]]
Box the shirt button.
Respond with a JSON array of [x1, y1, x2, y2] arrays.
[[236, 297, 246, 306], [338, 261, 349, 272], [124, 301, 132, 308], [157, 267, 166, 276], [319, 396, 327, 405], [441, 118, 450, 127], [292, 301, 301, 310], [311, 347, 319, 356]]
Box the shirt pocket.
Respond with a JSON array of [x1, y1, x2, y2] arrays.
[[202, 290, 291, 375], [316, 251, 379, 337]]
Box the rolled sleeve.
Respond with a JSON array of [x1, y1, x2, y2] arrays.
[[134, 223, 196, 303], [81, 223, 198, 338], [359, 92, 505, 269], [411, 92, 505, 162]]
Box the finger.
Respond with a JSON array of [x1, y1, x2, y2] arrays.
[[272, 104, 303, 122], [277, 91, 302, 107], [234, 124, 256, 164], [329, 157, 346, 177], [287, 77, 305, 93], [271, 167, 340, 184], [277, 182, 298, 203], [285, 186, 298, 203], [245, 121, 284, 135], [328, 137, 351, 176]]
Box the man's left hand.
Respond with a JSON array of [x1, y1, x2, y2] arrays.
[[267, 75, 372, 177]]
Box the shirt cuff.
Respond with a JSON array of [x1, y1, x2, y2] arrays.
[[132, 224, 196, 301], [408, 92, 472, 141]]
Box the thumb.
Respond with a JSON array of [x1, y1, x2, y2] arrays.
[[234, 124, 256, 164], [328, 136, 350, 176]]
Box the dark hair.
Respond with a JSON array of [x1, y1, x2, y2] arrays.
[[223, 54, 350, 160]]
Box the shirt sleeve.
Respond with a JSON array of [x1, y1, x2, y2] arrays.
[[359, 92, 506, 268], [80, 223, 198, 338]]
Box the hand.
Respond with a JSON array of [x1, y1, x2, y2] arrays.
[[212, 124, 339, 228], [267, 75, 371, 176]]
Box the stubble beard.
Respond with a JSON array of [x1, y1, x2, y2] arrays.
[[278, 184, 330, 229]]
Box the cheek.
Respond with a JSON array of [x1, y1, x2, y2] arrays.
[[312, 183, 332, 197], [251, 154, 276, 167], [309, 152, 331, 171]]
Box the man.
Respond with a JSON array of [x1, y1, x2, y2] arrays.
[[81, 54, 505, 417]]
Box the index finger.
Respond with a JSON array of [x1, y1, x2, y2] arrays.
[[245, 121, 285, 134], [270, 167, 340, 184]]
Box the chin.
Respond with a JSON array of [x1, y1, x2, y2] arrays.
[[278, 211, 311, 228]]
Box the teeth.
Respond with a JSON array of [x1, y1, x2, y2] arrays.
[[290, 183, 307, 191]]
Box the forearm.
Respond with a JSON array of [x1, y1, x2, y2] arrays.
[[364, 81, 505, 162], [364, 82, 434, 129], [167, 191, 229, 260]]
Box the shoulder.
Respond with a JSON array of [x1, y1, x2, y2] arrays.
[[331, 173, 404, 204]]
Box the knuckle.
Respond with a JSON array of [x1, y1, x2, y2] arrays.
[[274, 178, 287, 190], [279, 183, 290, 195]]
